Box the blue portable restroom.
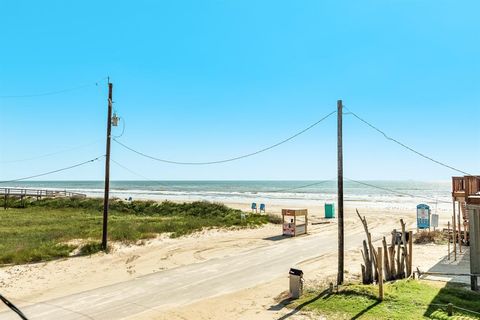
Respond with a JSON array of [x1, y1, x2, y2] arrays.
[[416, 204, 431, 229]]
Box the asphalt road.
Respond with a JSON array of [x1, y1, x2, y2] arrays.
[[1, 228, 367, 320]]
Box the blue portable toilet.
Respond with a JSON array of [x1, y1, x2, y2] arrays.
[[416, 204, 431, 229]]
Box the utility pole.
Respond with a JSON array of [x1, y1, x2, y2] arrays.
[[337, 99, 344, 285], [102, 81, 113, 251]]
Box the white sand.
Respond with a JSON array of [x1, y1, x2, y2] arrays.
[[0, 202, 453, 319]]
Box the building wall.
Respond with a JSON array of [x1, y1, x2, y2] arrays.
[[468, 205, 480, 290]]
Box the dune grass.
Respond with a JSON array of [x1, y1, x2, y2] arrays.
[[414, 230, 448, 245], [286, 279, 480, 319], [0, 197, 268, 265]]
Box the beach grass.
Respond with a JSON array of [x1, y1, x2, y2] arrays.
[[414, 230, 448, 245], [286, 279, 480, 319], [0, 198, 268, 265]]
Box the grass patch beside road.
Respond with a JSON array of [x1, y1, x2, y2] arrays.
[[0, 198, 267, 265], [286, 280, 480, 319]]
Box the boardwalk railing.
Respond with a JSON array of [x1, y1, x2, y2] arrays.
[[0, 188, 86, 199]]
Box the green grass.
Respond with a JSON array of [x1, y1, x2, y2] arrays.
[[0, 197, 268, 265], [78, 242, 105, 256], [287, 280, 480, 319]]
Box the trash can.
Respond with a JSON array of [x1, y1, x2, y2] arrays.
[[289, 268, 304, 299], [325, 203, 335, 219], [393, 231, 410, 245]]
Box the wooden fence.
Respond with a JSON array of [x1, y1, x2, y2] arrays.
[[1, 188, 86, 209]]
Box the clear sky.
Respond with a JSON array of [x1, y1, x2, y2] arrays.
[[0, 1, 479, 181]]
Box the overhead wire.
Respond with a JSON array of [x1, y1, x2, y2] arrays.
[[111, 117, 125, 139], [345, 178, 451, 204], [0, 77, 108, 99], [110, 155, 335, 194], [0, 140, 101, 164], [344, 107, 479, 179], [0, 293, 28, 320], [0, 156, 104, 184], [113, 109, 337, 165], [110, 158, 332, 194], [264, 180, 333, 193], [111, 158, 154, 181]]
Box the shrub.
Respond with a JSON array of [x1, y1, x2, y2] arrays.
[[78, 242, 104, 255], [414, 230, 447, 244], [266, 213, 283, 224]]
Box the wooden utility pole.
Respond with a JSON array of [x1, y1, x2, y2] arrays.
[[102, 81, 113, 251], [337, 99, 344, 285]]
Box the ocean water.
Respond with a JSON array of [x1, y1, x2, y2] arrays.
[[3, 180, 452, 212]]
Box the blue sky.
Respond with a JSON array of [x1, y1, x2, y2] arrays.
[[0, 0, 479, 181]]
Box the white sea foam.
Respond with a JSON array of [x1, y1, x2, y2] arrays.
[[6, 180, 452, 212]]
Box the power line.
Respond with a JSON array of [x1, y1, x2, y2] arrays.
[[265, 180, 333, 193], [113, 109, 337, 165], [0, 293, 28, 320], [0, 77, 108, 99], [0, 140, 101, 164], [110, 158, 333, 193], [345, 178, 451, 204], [110, 158, 331, 193], [111, 158, 154, 181], [345, 107, 478, 179], [111, 117, 126, 139], [0, 156, 104, 184]]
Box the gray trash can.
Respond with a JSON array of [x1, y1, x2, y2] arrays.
[[289, 268, 304, 299]]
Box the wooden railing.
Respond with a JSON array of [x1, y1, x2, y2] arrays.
[[452, 176, 465, 193], [465, 176, 480, 197], [0, 188, 86, 198]]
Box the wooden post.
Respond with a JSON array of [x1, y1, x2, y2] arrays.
[[400, 219, 407, 278], [377, 247, 384, 301], [458, 201, 462, 254], [382, 237, 391, 281], [447, 303, 453, 316], [391, 230, 397, 278], [408, 231, 413, 277], [305, 211, 308, 234], [337, 99, 344, 285], [294, 214, 297, 237], [448, 221, 451, 260], [453, 202, 457, 261], [102, 81, 113, 251]]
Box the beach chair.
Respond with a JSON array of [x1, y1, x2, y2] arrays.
[[251, 202, 257, 213], [259, 203, 266, 213]]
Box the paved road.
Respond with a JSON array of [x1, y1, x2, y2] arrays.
[[2, 228, 367, 320]]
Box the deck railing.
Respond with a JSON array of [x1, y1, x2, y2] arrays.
[[452, 176, 465, 193], [465, 176, 480, 197], [0, 188, 86, 198]]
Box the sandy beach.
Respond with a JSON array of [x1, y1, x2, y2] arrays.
[[0, 200, 455, 319]]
